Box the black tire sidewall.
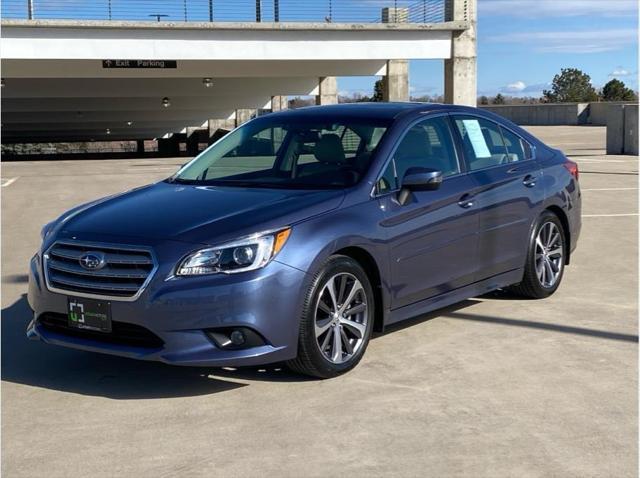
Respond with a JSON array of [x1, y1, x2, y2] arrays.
[[299, 256, 375, 377]]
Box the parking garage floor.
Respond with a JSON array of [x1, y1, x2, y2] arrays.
[[1, 126, 638, 477]]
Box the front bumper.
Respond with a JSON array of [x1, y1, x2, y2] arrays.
[[27, 245, 309, 367]]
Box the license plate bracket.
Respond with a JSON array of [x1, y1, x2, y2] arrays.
[[67, 297, 112, 333]]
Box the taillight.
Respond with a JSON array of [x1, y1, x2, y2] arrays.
[[564, 159, 579, 181]]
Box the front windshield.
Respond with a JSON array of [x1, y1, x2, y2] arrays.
[[171, 116, 390, 189]]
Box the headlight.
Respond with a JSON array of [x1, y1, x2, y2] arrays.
[[176, 228, 291, 276]]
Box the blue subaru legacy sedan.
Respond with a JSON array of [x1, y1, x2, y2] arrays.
[[27, 103, 581, 378]]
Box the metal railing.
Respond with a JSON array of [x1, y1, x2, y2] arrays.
[[1, 0, 446, 24]]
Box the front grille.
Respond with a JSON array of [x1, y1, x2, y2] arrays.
[[44, 241, 156, 300], [38, 313, 164, 349]]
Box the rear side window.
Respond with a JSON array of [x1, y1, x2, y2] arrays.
[[453, 116, 534, 169], [499, 126, 530, 162], [453, 116, 510, 171]]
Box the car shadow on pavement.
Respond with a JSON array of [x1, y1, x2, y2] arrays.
[[376, 299, 481, 336], [1, 295, 249, 399], [2, 274, 29, 285]]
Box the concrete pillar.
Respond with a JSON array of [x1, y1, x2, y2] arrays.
[[235, 109, 256, 127], [271, 95, 289, 112], [624, 104, 639, 156], [157, 136, 180, 157], [136, 139, 145, 155], [383, 60, 409, 102], [186, 127, 207, 156], [316, 77, 338, 105], [444, 0, 477, 106], [381, 7, 409, 23], [606, 105, 626, 155], [208, 119, 235, 136], [208, 118, 235, 143]]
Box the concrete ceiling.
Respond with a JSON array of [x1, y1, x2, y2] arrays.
[[1, 20, 459, 142]]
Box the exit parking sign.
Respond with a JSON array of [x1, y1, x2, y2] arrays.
[[102, 60, 177, 69]]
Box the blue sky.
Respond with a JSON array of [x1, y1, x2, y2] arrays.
[[339, 0, 639, 98]]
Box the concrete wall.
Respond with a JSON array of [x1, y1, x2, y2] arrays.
[[589, 102, 635, 126], [480, 102, 639, 128], [480, 103, 589, 126]]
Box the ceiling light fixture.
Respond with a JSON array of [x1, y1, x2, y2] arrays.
[[162, 97, 171, 108], [106, 128, 111, 135], [127, 121, 133, 126], [203, 78, 213, 88]]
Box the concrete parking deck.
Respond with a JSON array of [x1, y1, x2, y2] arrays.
[[1, 126, 637, 477]]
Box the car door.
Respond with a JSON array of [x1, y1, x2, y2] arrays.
[[376, 115, 480, 310], [451, 114, 544, 280]]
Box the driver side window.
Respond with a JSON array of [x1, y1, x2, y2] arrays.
[[376, 116, 460, 194]]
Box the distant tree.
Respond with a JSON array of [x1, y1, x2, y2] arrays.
[[492, 93, 506, 105], [601, 79, 637, 102], [288, 96, 316, 109], [338, 92, 372, 103], [543, 68, 599, 103], [410, 94, 444, 103], [478, 95, 489, 105], [372, 79, 385, 102]]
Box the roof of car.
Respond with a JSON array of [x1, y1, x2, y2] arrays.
[[271, 102, 435, 119], [268, 102, 478, 121]]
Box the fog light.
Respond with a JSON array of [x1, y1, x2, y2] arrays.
[[230, 330, 246, 345], [205, 327, 266, 350]]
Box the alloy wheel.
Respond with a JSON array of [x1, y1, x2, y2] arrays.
[[314, 272, 368, 364], [535, 222, 563, 288]]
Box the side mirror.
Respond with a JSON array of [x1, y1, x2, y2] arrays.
[[397, 167, 443, 205], [402, 167, 443, 191]]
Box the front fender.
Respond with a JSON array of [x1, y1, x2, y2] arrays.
[[275, 199, 391, 314]]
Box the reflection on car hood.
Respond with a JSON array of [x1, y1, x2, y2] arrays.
[[60, 181, 345, 245]]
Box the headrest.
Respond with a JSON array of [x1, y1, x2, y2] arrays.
[[395, 128, 430, 160], [314, 134, 346, 164]]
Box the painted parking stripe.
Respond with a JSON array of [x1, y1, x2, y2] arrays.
[[583, 213, 639, 217], [574, 159, 628, 163], [582, 187, 638, 191], [1, 177, 19, 187]]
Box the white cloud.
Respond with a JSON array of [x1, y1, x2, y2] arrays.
[[609, 66, 631, 78], [480, 0, 637, 17], [488, 29, 637, 54], [501, 81, 526, 93]]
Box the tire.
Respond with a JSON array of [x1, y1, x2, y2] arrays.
[[509, 210, 566, 299], [286, 255, 375, 379]]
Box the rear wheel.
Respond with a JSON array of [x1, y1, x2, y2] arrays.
[[510, 211, 566, 299], [287, 255, 374, 378]]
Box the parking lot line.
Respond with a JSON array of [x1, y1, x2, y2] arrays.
[[582, 188, 639, 191], [1, 177, 19, 187], [583, 213, 639, 217]]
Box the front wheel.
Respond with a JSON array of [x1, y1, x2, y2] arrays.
[[286, 255, 374, 378], [510, 211, 566, 299]]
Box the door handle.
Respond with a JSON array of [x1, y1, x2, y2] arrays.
[[523, 175, 537, 188], [458, 194, 475, 209]]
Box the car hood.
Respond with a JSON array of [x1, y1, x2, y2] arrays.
[[59, 181, 345, 245]]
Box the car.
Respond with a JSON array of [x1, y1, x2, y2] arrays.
[[27, 103, 581, 378]]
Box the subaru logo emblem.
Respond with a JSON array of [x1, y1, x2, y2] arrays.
[[79, 252, 106, 270]]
